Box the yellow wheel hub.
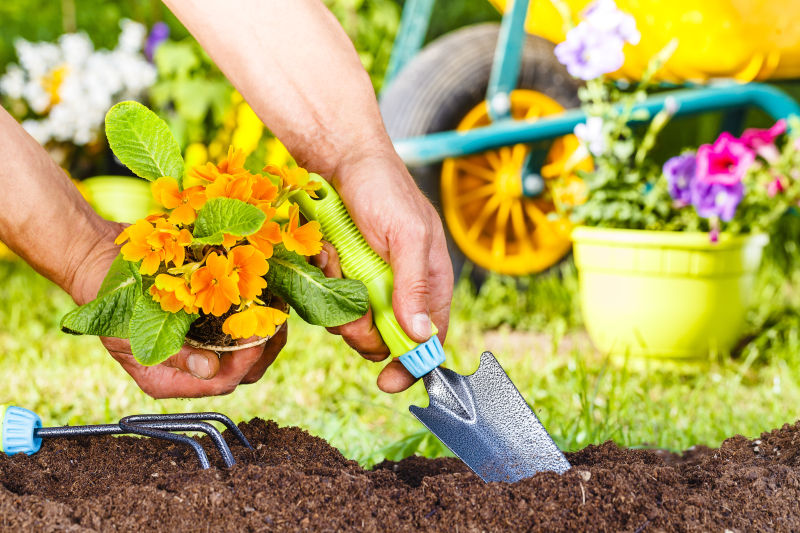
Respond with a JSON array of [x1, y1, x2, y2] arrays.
[[441, 89, 590, 275]]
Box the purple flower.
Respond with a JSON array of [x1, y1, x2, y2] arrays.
[[690, 179, 744, 222], [696, 132, 755, 186], [555, 22, 625, 80], [582, 0, 641, 45], [145, 22, 170, 62], [663, 153, 697, 205], [555, 0, 640, 80]]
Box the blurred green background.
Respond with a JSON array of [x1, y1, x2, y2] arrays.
[[2, 0, 800, 466]]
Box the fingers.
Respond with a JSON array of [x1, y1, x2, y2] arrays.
[[388, 216, 434, 343], [241, 325, 287, 384], [100, 323, 288, 399], [427, 220, 454, 343], [161, 346, 221, 379], [376, 358, 416, 393], [312, 241, 389, 359]]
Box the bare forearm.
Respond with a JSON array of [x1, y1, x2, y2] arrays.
[[0, 108, 119, 302], [164, 0, 394, 176]]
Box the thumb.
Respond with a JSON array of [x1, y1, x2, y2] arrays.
[[390, 234, 432, 344], [162, 346, 221, 380]]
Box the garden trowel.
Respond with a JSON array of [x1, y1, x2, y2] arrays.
[[294, 179, 570, 482]]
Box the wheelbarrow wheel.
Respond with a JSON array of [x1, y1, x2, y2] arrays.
[[380, 23, 583, 283]]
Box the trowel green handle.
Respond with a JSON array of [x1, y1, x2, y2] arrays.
[[292, 177, 445, 378]]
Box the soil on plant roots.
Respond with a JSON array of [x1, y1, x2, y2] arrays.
[[1, 419, 799, 532]]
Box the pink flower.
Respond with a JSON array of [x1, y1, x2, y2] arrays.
[[696, 132, 755, 186], [767, 176, 786, 197], [740, 119, 786, 163], [740, 119, 787, 150]]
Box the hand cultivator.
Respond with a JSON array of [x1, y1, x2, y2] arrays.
[[0, 405, 251, 469]]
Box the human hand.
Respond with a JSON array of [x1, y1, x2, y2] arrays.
[[311, 150, 454, 393], [69, 223, 287, 399]]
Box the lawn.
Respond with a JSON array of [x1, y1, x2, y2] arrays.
[[2, 220, 800, 466]]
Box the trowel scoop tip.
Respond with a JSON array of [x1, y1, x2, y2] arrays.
[[411, 350, 570, 483]]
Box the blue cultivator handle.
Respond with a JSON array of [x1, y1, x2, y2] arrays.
[[0, 404, 42, 456]]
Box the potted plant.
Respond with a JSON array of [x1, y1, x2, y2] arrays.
[[60, 101, 368, 364], [553, 0, 800, 359]]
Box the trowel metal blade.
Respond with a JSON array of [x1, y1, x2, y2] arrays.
[[409, 351, 570, 483]]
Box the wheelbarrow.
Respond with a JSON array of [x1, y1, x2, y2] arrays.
[[379, 0, 800, 279]]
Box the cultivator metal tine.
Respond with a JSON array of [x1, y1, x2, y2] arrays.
[[32, 411, 250, 470], [123, 412, 253, 449], [117, 419, 212, 469], [119, 416, 236, 468]]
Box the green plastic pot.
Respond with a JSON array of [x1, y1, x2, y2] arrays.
[[81, 176, 157, 223], [571, 226, 768, 360]]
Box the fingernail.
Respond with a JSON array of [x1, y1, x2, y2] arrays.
[[187, 354, 212, 379], [317, 249, 329, 270], [411, 313, 431, 339]]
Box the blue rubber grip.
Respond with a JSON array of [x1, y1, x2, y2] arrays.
[[398, 336, 446, 378], [2, 405, 42, 455]]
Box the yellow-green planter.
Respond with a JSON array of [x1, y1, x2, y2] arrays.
[[571, 226, 768, 360], [81, 176, 157, 223]]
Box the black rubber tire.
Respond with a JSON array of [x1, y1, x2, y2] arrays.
[[380, 23, 580, 282]]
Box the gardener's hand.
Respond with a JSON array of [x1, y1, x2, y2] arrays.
[[311, 150, 453, 394], [99, 330, 287, 399], [71, 234, 288, 399]]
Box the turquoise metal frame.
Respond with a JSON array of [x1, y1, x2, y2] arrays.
[[384, 0, 800, 189]]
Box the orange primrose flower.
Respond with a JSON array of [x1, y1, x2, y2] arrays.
[[222, 304, 288, 339], [205, 172, 255, 203], [115, 219, 189, 275], [263, 164, 320, 197], [229, 245, 268, 301], [221, 233, 240, 248], [115, 219, 161, 274], [247, 206, 282, 258], [188, 146, 249, 183], [149, 274, 198, 314], [217, 146, 248, 175], [249, 174, 278, 206], [146, 218, 193, 270], [281, 203, 323, 256], [190, 252, 240, 316], [151, 177, 207, 225]]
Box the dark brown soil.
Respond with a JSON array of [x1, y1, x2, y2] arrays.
[[2, 418, 800, 532]]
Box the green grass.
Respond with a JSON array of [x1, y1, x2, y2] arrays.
[[2, 234, 800, 467]]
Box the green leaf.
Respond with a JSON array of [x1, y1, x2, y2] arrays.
[[193, 198, 266, 244], [128, 296, 198, 366], [61, 255, 142, 338], [105, 101, 185, 184], [266, 245, 368, 327]]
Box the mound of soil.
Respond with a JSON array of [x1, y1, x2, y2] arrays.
[[1, 418, 799, 532]]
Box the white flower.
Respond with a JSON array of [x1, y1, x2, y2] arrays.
[[1, 21, 156, 146], [0, 65, 25, 99], [58, 32, 93, 67], [574, 116, 607, 156], [117, 19, 147, 54], [21, 119, 50, 145], [22, 80, 50, 113]]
